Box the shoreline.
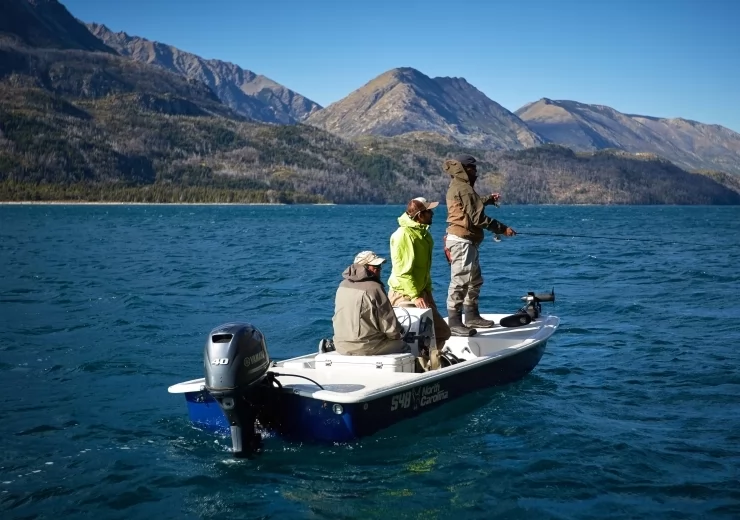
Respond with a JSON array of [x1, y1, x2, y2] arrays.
[[0, 202, 731, 207], [0, 201, 338, 206]]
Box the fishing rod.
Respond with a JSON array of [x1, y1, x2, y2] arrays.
[[514, 232, 716, 248], [517, 232, 645, 242]]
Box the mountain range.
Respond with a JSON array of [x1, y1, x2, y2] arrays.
[[307, 72, 740, 174], [1, 0, 739, 205], [38, 2, 740, 175], [40, 11, 739, 176]]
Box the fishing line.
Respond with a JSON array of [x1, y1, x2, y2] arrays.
[[515, 232, 717, 248]]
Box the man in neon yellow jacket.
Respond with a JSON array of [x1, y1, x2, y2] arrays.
[[388, 198, 452, 370]]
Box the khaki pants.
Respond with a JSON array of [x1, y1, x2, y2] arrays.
[[446, 240, 483, 312], [388, 289, 451, 371], [335, 337, 409, 356]]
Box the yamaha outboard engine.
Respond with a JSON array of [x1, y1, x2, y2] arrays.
[[203, 323, 271, 458]]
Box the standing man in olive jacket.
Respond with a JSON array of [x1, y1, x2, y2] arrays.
[[332, 251, 408, 356], [444, 154, 516, 336]]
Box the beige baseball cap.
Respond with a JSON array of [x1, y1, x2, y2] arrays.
[[353, 250, 386, 266], [413, 197, 439, 210], [407, 197, 439, 218]]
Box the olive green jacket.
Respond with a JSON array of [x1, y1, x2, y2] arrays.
[[444, 159, 508, 244]]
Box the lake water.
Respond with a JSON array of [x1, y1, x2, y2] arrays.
[[1, 204, 739, 519]]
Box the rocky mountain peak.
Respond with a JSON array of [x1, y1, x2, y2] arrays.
[[1, 0, 115, 53], [306, 67, 542, 149]]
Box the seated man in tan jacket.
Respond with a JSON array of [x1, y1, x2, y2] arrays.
[[332, 251, 409, 356]]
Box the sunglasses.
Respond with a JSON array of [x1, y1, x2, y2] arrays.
[[410, 208, 433, 219]]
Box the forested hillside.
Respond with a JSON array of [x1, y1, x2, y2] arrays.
[[1, 0, 738, 205]]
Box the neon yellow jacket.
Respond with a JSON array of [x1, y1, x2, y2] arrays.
[[388, 213, 433, 299]]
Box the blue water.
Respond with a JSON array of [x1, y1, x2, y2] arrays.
[[1, 204, 739, 519]]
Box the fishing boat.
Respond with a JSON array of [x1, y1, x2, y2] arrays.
[[168, 291, 559, 457]]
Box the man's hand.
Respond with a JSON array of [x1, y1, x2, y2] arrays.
[[504, 227, 516, 237], [414, 295, 430, 309], [484, 193, 501, 206]]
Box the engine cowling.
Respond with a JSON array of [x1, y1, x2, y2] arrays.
[[203, 323, 271, 458]]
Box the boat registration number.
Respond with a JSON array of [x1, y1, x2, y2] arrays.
[[390, 383, 449, 411]]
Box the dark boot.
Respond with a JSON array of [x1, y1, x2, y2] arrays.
[[464, 303, 495, 328], [447, 309, 477, 337]]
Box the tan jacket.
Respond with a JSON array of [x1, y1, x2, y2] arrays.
[[444, 159, 509, 244], [332, 264, 405, 355]]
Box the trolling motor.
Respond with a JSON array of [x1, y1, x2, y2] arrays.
[[203, 323, 273, 458], [520, 289, 556, 319], [499, 289, 556, 327]]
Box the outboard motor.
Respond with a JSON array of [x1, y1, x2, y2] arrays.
[[203, 323, 271, 458]]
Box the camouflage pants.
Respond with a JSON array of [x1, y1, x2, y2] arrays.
[[446, 240, 483, 311]]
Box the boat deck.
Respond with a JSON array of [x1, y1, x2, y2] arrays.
[[169, 314, 560, 404]]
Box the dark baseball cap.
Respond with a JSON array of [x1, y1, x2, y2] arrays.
[[454, 154, 477, 166]]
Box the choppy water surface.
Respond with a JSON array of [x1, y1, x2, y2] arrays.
[[1, 204, 739, 519]]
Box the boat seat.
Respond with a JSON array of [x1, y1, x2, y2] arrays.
[[314, 351, 416, 373]]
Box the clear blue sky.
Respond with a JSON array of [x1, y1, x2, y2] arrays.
[[65, 0, 740, 132]]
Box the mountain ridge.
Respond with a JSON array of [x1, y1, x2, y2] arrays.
[[516, 98, 740, 174], [86, 22, 321, 124]]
